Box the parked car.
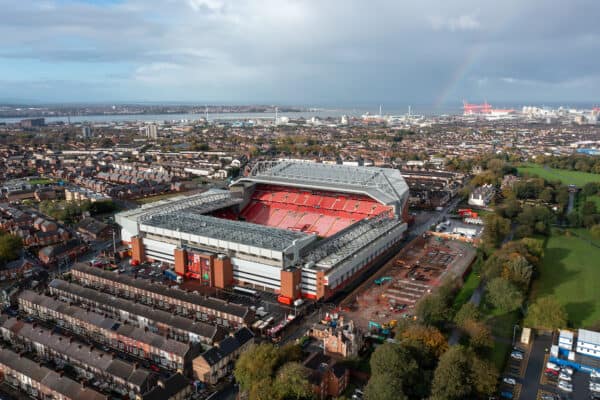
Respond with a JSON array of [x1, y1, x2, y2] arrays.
[[503, 377, 517, 386], [561, 366, 574, 375], [546, 362, 560, 371], [510, 351, 524, 360], [545, 368, 559, 376], [558, 381, 573, 392], [559, 372, 572, 381]]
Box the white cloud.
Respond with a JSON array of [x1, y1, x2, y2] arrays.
[[187, 0, 224, 12], [429, 14, 481, 32]]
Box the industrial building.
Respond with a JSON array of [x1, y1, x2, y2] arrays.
[[116, 161, 409, 302]]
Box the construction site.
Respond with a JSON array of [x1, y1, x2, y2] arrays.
[[340, 234, 476, 335]]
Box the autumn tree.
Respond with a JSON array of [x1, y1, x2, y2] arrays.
[[0, 233, 22, 265], [524, 296, 568, 331], [485, 277, 524, 312]]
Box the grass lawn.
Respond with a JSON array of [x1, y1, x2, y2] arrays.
[[518, 163, 600, 186], [452, 270, 481, 311], [27, 178, 54, 185], [485, 309, 520, 370], [584, 195, 600, 211], [531, 232, 600, 328]]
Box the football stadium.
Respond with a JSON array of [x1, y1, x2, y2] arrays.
[[116, 161, 409, 303]]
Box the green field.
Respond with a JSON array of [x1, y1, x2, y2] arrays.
[[486, 310, 520, 370], [584, 195, 600, 211], [518, 163, 600, 186], [452, 270, 481, 311], [28, 178, 54, 185], [531, 232, 600, 328]]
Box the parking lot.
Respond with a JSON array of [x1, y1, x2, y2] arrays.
[[498, 342, 530, 400], [512, 333, 596, 400]]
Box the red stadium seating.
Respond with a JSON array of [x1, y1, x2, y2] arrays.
[[237, 185, 393, 237]]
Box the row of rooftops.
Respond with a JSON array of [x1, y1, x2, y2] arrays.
[[48, 279, 223, 342], [70, 263, 251, 320], [0, 315, 153, 389], [199, 327, 254, 367], [18, 290, 191, 357], [0, 346, 106, 400]]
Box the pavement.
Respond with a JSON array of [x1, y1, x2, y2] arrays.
[[518, 333, 592, 400]]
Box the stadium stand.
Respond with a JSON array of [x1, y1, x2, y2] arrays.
[[237, 185, 392, 236]]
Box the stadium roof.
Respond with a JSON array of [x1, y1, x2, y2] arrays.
[[303, 216, 404, 269], [117, 189, 240, 225], [234, 161, 409, 206], [142, 212, 314, 253]]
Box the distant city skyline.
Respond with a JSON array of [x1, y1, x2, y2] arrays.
[[1, 0, 599, 105]]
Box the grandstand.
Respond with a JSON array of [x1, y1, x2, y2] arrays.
[[116, 161, 409, 302]]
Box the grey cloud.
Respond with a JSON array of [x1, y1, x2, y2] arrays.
[[0, 0, 599, 103]]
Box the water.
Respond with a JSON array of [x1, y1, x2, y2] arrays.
[[0, 104, 462, 124]]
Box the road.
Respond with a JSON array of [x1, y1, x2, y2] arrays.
[[567, 190, 576, 215]]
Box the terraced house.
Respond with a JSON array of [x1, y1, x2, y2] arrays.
[[70, 263, 252, 328], [0, 316, 155, 398], [17, 290, 201, 372]]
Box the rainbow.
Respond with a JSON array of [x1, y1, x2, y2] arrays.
[[433, 45, 482, 110]]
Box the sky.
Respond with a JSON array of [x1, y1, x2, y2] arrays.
[[1, 0, 599, 106]]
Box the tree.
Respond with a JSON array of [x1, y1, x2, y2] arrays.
[[454, 302, 481, 327], [462, 320, 493, 351], [502, 198, 522, 219], [235, 343, 312, 400], [430, 346, 472, 400], [234, 343, 280, 394], [431, 346, 498, 400], [415, 292, 450, 327], [556, 187, 570, 211], [401, 324, 448, 357], [502, 254, 533, 289], [582, 182, 599, 197], [539, 187, 554, 203], [485, 277, 524, 312], [370, 343, 418, 377], [591, 225, 600, 240], [470, 356, 499, 396], [365, 342, 431, 399], [274, 362, 312, 400], [524, 296, 568, 330], [582, 201, 598, 216], [364, 373, 406, 400], [482, 214, 511, 248], [0, 233, 22, 265]]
